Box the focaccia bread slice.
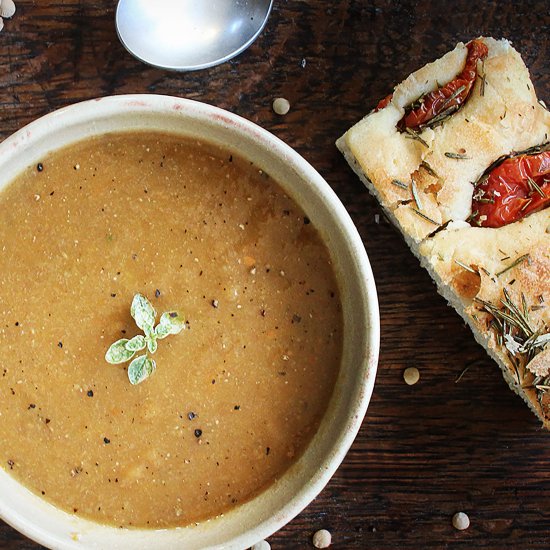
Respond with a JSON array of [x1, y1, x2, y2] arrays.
[[337, 36, 550, 427], [337, 37, 550, 248], [419, 210, 550, 427]]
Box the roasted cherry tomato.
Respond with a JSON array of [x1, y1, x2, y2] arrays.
[[471, 149, 550, 228], [375, 39, 488, 130], [402, 39, 488, 130]]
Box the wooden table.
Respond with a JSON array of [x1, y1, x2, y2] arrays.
[[1, 1, 548, 548]]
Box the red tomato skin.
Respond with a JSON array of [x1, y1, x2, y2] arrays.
[[471, 151, 550, 228]]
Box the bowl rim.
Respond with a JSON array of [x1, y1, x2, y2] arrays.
[[0, 94, 380, 549]]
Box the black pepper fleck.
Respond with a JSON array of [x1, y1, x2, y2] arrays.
[[188, 411, 197, 420], [234, 405, 240, 410], [103, 437, 110, 444], [110, 293, 116, 298], [303, 216, 311, 225], [37, 163, 43, 172], [28, 403, 36, 409], [87, 390, 94, 397], [58, 341, 63, 348], [194, 429, 202, 438], [155, 289, 161, 298], [211, 299, 219, 308]]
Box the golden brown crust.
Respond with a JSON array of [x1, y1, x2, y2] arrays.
[[337, 36, 550, 427]]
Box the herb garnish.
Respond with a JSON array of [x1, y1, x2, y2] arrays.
[[410, 176, 423, 210], [420, 160, 439, 178], [476, 289, 550, 399], [495, 254, 530, 277], [404, 127, 429, 148], [454, 259, 477, 274], [411, 208, 439, 225], [105, 293, 185, 385], [390, 179, 409, 190], [444, 152, 471, 160]]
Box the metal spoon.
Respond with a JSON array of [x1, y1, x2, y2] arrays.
[[115, 0, 273, 71]]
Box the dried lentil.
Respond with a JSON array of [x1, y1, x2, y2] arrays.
[[312, 529, 332, 548], [452, 511, 470, 530], [272, 97, 290, 116], [403, 366, 420, 385]]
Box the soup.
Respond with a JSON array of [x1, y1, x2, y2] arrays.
[[0, 132, 343, 528]]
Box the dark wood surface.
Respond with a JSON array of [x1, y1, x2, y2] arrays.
[[1, 1, 549, 548]]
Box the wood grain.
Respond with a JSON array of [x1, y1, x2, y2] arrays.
[[0, 1, 549, 548]]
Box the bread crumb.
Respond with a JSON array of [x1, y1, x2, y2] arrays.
[[312, 529, 332, 548], [273, 97, 290, 116], [403, 367, 420, 385], [251, 540, 270, 550], [452, 511, 470, 530]]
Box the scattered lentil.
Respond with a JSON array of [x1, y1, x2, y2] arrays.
[[312, 529, 332, 548], [452, 511, 470, 531], [403, 366, 420, 385], [272, 97, 290, 116]]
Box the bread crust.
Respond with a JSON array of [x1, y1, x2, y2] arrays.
[[337, 37, 550, 427]]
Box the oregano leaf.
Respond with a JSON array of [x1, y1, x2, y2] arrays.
[[125, 334, 146, 352], [127, 354, 156, 385], [105, 339, 135, 364], [155, 311, 185, 340], [130, 293, 156, 336], [147, 336, 158, 354]]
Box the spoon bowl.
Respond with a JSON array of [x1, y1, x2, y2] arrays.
[[116, 0, 273, 71]]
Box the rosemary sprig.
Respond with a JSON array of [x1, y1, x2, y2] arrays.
[[390, 179, 409, 190], [441, 85, 467, 111], [476, 289, 550, 375], [526, 175, 546, 198], [410, 176, 423, 210], [478, 60, 486, 97], [404, 127, 429, 148], [420, 105, 460, 130], [495, 253, 530, 277], [420, 160, 439, 178], [454, 259, 477, 274], [520, 198, 533, 212], [445, 152, 471, 160], [411, 208, 439, 225]]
